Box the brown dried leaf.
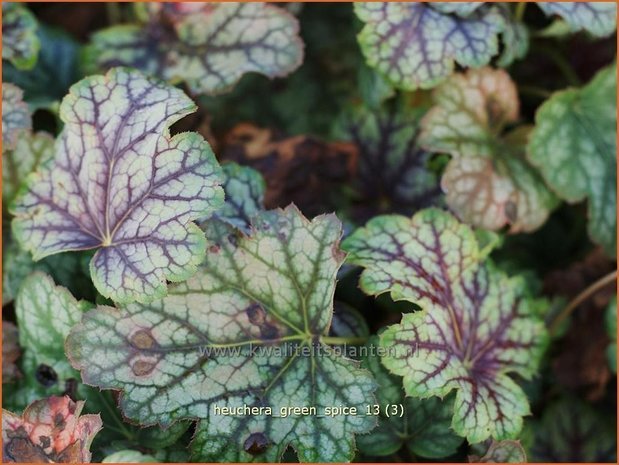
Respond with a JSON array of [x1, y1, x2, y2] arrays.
[[2, 396, 102, 463], [221, 123, 357, 216]]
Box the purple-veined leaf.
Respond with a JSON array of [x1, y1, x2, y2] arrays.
[[333, 103, 442, 221], [2, 396, 102, 463], [343, 208, 548, 442], [429, 3, 484, 17], [66, 206, 376, 462], [2, 83, 31, 152], [2, 3, 39, 70], [11, 68, 224, 304], [354, 3, 504, 90], [528, 64, 617, 256], [420, 67, 557, 232], [528, 396, 616, 462], [537, 2, 617, 37], [84, 3, 304, 95], [358, 336, 463, 459]]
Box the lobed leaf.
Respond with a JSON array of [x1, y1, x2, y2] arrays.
[[537, 2, 617, 37], [528, 64, 617, 256], [11, 67, 224, 304], [420, 67, 557, 232], [354, 3, 504, 90], [2, 83, 31, 152], [528, 396, 616, 462], [2, 3, 39, 70], [358, 336, 462, 458], [429, 3, 484, 17], [66, 206, 376, 462], [2, 396, 102, 463], [343, 208, 548, 442], [85, 3, 304, 95], [3, 131, 54, 207], [333, 103, 442, 220], [209, 162, 266, 233]]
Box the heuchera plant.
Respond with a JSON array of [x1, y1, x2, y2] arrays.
[[2, 2, 617, 464]]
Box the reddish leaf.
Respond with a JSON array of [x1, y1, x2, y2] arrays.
[[2, 396, 102, 463]]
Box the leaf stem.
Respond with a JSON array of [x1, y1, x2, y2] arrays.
[[320, 336, 368, 345], [518, 85, 553, 99], [536, 45, 581, 86], [549, 270, 617, 335], [515, 2, 527, 22], [96, 391, 135, 440]]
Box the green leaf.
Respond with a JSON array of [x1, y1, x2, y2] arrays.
[[210, 162, 266, 233], [537, 2, 617, 38], [333, 102, 442, 220], [66, 206, 376, 462], [354, 3, 504, 90], [11, 67, 225, 304], [3, 131, 54, 208], [528, 396, 616, 462], [2, 83, 31, 151], [102, 450, 157, 463], [469, 439, 527, 463], [343, 208, 548, 443], [496, 6, 529, 68], [358, 336, 462, 458], [606, 296, 617, 374], [420, 67, 557, 232], [85, 3, 304, 95], [3, 272, 94, 410], [2, 396, 102, 463], [1, 3, 39, 70], [3, 25, 80, 110], [528, 64, 617, 256]]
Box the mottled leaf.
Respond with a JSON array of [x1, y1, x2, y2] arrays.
[[102, 450, 157, 463], [354, 3, 504, 90], [2, 236, 94, 306], [606, 297, 617, 374], [429, 3, 484, 17], [343, 208, 548, 442], [537, 2, 617, 38], [3, 272, 93, 411], [66, 206, 376, 462], [3, 25, 80, 110], [2, 396, 102, 463], [85, 3, 304, 95], [210, 162, 265, 233], [11, 67, 224, 304], [528, 396, 616, 462], [2, 3, 39, 70], [222, 123, 357, 217], [420, 67, 556, 232], [2, 83, 31, 151], [3, 131, 54, 207], [470, 440, 527, 463], [333, 103, 442, 220], [2, 322, 21, 383], [496, 6, 529, 67], [358, 336, 462, 458], [528, 64, 617, 256]]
